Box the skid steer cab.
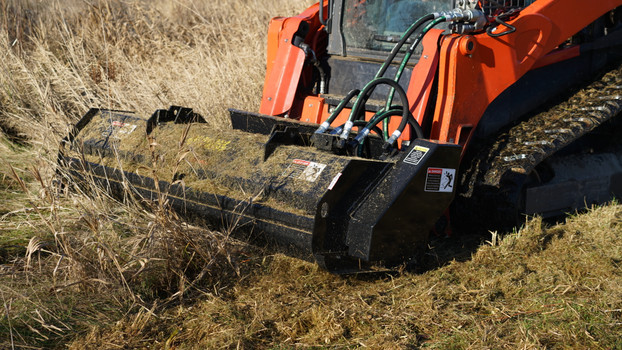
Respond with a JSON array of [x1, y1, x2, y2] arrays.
[[59, 0, 622, 272]]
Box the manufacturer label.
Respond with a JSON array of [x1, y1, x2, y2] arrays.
[[424, 167, 455, 193], [403, 145, 430, 165], [284, 159, 326, 182]]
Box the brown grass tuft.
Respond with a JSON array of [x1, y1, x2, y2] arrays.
[[1, 0, 313, 346]]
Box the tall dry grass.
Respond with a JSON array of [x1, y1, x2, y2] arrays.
[[0, 0, 313, 347], [0, 0, 313, 147]]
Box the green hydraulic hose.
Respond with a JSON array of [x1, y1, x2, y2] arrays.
[[354, 107, 401, 156], [382, 16, 447, 138], [355, 107, 427, 157], [337, 14, 437, 140], [344, 78, 412, 145], [313, 88, 360, 134], [374, 13, 436, 80]]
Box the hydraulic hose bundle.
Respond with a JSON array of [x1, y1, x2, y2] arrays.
[[313, 13, 441, 154], [313, 8, 486, 156]]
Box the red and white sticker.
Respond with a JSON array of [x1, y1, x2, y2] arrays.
[[104, 120, 137, 137], [424, 167, 455, 193], [113, 121, 137, 135], [284, 159, 326, 182]]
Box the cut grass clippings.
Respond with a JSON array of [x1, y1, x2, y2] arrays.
[[68, 205, 622, 349]]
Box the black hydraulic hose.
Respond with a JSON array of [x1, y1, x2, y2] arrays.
[[352, 121, 384, 136], [357, 122, 380, 134], [327, 88, 359, 122], [348, 78, 412, 140], [375, 13, 435, 79], [314, 88, 360, 134], [331, 121, 385, 140], [382, 19, 439, 137], [355, 108, 422, 156], [338, 13, 437, 141], [365, 108, 423, 139], [354, 108, 422, 156], [348, 15, 437, 128], [407, 115, 424, 139], [338, 13, 436, 140], [315, 62, 327, 94]]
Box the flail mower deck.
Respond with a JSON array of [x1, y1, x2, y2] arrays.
[[58, 106, 460, 271]]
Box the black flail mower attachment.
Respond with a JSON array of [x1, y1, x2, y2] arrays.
[[58, 106, 461, 273]]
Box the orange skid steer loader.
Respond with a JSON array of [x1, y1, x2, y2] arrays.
[[59, 0, 622, 272]]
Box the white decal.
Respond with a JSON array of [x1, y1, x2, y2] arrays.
[[103, 120, 137, 138], [283, 159, 327, 182], [403, 145, 430, 165], [328, 172, 342, 190], [425, 168, 455, 193]]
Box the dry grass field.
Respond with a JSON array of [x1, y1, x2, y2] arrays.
[[1, 0, 621, 348]]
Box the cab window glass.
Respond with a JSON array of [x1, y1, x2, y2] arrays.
[[342, 0, 449, 52]]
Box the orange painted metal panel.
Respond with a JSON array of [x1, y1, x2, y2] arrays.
[[431, 0, 622, 145], [300, 95, 325, 123], [406, 29, 443, 127], [265, 17, 286, 80], [259, 3, 326, 116]]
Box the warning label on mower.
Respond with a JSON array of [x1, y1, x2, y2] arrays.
[[104, 121, 137, 138], [284, 159, 326, 182], [403, 145, 429, 166], [424, 168, 455, 193]]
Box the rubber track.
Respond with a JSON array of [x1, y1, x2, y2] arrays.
[[454, 62, 622, 232]]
